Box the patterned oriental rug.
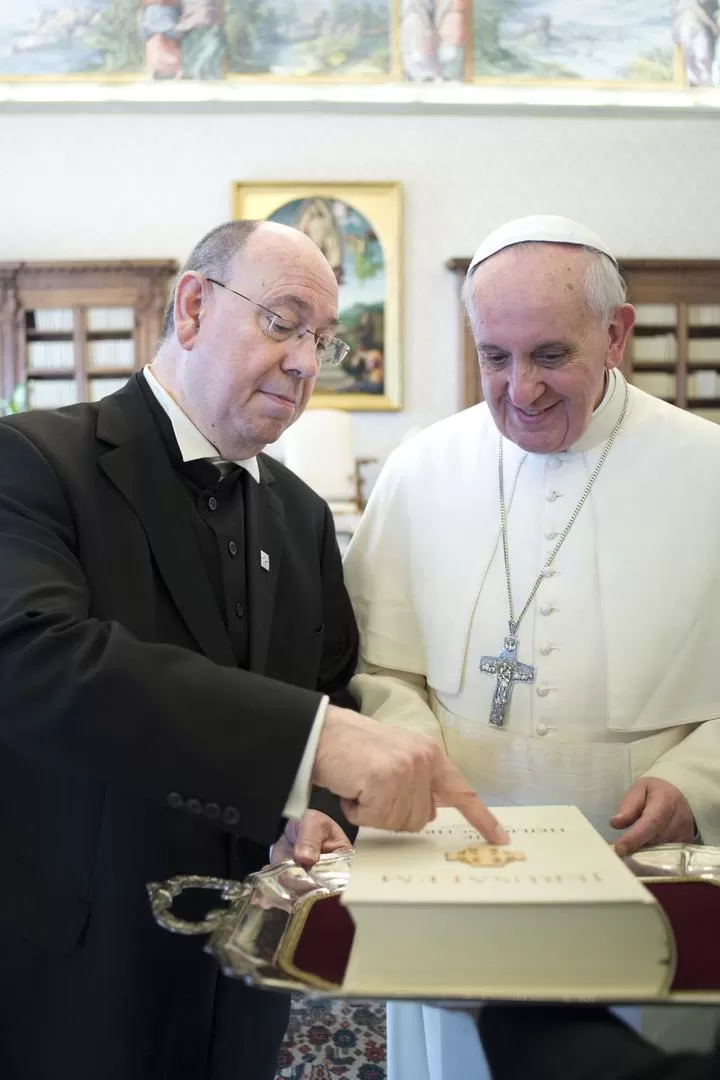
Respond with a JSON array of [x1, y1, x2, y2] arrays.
[[274, 996, 387, 1080]]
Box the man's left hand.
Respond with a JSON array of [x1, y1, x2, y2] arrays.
[[271, 810, 353, 869], [610, 778, 695, 857]]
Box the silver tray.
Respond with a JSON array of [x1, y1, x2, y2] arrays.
[[148, 852, 353, 995], [624, 844, 720, 881], [147, 845, 720, 1003]]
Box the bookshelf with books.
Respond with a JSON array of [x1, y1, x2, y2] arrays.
[[0, 261, 177, 410], [447, 258, 720, 422], [623, 261, 720, 421]]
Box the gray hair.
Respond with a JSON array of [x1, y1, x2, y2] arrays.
[[462, 242, 627, 326], [161, 219, 261, 340]]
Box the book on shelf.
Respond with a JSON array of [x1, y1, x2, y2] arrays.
[[633, 304, 676, 327], [632, 334, 677, 363], [334, 806, 673, 1000], [87, 339, 135, 369], [688, 339, 720, 363], [27, 379, 79, 409], [89, 377, 129, 402], [689, 305, 720, 327], [632, 372, 676, 399], [687, 371, 718, 399], [27, 341, 75, 371], [32, 308, 74, 333], [86, 306, 134, 332]]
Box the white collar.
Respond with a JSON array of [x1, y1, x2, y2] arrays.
[[143, 365, 260, 483], [568, 367, 627, 454]]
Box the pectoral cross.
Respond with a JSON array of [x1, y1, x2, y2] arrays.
[[479, 629, 535, 728]]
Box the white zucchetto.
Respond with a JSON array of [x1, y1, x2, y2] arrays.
[[468, 214, 617, 273]]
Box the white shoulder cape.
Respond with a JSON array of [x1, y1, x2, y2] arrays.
[[344, 386, 720, 733]]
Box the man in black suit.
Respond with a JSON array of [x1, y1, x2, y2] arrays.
[[479, 1005, 717, 1080], [0, 219, 502, 1080]]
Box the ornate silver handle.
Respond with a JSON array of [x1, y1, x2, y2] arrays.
[[147, 874, 249, 936]]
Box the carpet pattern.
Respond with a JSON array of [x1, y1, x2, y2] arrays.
[[275, 995, 387, 1079]]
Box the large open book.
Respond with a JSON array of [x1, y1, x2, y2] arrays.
[[339, 805, 674, 999]]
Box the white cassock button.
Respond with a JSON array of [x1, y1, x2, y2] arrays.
[[544, 530, 558, 540], [539, 644, 552, 656], [541, 567, 555, 577], [536, 684, 550, 697], [549, 458, 562, 470], [540, 603, 554, 616], [536, 723, 549, 736], [545, 491, 561, 503]]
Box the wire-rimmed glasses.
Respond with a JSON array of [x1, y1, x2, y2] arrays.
[[206, 278, 350, 367]]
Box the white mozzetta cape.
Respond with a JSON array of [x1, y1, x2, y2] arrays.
[[344, 374, 720, 842]]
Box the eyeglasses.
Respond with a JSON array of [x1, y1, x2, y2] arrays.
[[205, 278, 350, 367]]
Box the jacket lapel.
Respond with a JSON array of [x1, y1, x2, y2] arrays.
[[96, 381, 236, 667], [245, 456, 286, 673]]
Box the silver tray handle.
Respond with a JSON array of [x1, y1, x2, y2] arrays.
[[147, 874, 249, 936]]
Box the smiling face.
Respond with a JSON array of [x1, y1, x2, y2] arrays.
[[157, 222, 339, 460], [467, 245, 635, 453]]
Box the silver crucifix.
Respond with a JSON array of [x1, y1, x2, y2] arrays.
[[479, 631, 535, 728]]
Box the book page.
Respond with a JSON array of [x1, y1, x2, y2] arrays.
[[343, 805, 656, 906]]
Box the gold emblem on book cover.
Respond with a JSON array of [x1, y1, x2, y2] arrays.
[[446, 846, 526, 868]]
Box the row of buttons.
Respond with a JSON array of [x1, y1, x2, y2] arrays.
[[540, 464, 562, 740], [166, 791, 240, 826], [204, 498, 245, 617]]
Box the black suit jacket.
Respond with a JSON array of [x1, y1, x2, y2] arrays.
[[0, 377, 358, 1080], [479, 1006, 717, 1080]]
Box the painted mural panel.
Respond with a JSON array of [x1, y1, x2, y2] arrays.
[[226, 0, 392, 78], [0, 0, 392, 79], [471, 0, 678, 83], [0, 1, 716, 88]]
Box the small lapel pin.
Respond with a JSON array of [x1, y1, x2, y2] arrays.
[[260, 550, 270, 572]]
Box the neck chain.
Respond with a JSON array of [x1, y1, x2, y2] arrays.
[[479, 381, 630, 728]]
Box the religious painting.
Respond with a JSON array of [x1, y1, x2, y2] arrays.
[[671, 0, 720, 86], [400, 0, 468, 81], [0, 0, 715, 92], [0, 0, 392, 81], [0, 0, 228, 80], [233, 182, 402, 411], [225, 0, 393, 79], [472, 0, 679, 85]]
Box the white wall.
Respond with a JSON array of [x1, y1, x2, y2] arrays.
[[3, 109, 720, 473]]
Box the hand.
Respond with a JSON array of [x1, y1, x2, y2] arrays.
[[271, 810, 353, 870], [610, 778, 695, 857], [312, 705, 508, 843]]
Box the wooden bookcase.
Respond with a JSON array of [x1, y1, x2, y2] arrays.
[[447, 257, 720, 420], [0, 260, 177, 409]]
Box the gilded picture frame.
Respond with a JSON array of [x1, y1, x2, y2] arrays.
[[233, 181, 402, 412]]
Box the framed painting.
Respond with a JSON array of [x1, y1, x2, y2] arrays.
[[232, 181, 402, 412]]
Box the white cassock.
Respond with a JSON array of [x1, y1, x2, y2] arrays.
[[343, 370, 720, 1080]]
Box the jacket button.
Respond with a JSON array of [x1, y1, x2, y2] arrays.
[[222, 806, 240, 826], [204, 802, 221, 820], [227, 540, 238, 556], [166, 792, 184, 810], [208, 496, 218, 511], [186, 798, 204, 815]]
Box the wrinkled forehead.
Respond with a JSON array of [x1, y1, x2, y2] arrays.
[[468, 245, 594, 323]]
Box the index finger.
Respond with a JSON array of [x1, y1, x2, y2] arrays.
[[434, 758, 509, 845]]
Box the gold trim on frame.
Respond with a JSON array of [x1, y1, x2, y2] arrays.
[[232, 181, 403, 412]]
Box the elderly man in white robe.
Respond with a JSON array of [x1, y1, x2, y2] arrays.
[[343, 215, 720, 1080]]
